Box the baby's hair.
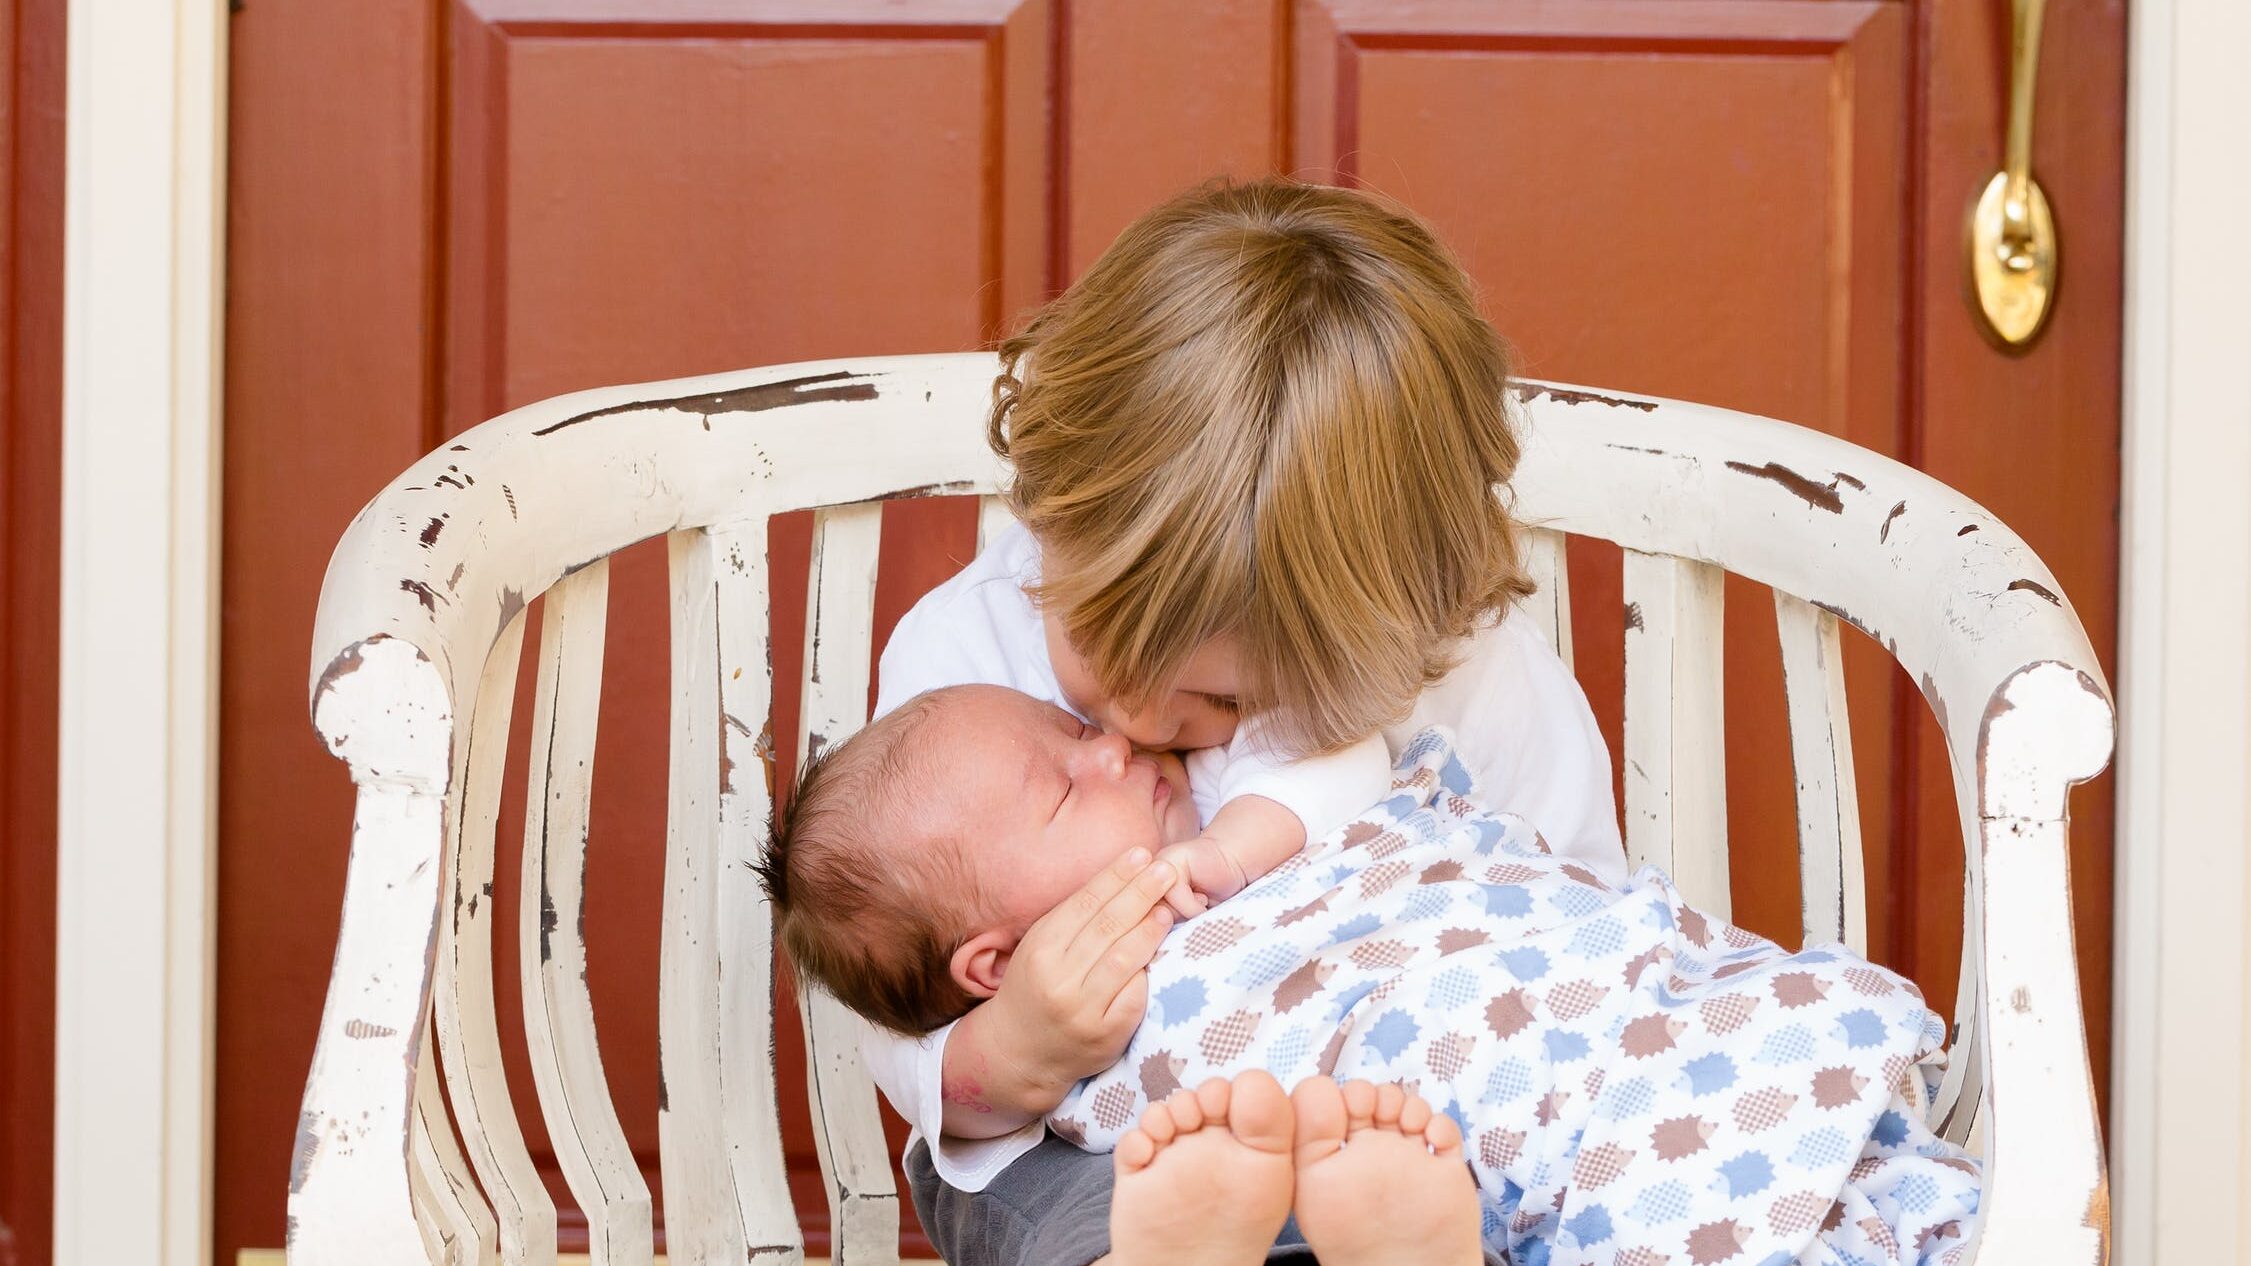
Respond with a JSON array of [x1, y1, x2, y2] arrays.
[[990, 176, 1534, 754], [757, 690, 984, 1035]]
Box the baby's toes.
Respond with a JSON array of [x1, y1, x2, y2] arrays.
[[1372, 1083, 1406, 1127], [1165, 1088, 1207, 1134], [1422, 1107, 1463, 1158], [1339, 1079, 1379, 1131], [1193, 1076, 1234, 1123], [1137, 1101, 1180, 1146], [1116, 1127, 1158, 1173]]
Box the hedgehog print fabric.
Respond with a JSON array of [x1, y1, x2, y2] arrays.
[[1050, 729, 1978, 1266]]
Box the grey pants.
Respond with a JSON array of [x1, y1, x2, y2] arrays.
[[905, 1134, 1506, 1265]]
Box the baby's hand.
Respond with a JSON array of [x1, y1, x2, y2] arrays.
[[1153, 836, 1251, 919]]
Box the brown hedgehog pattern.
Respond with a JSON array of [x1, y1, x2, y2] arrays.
[[1137, 1050, 1187, 1101]]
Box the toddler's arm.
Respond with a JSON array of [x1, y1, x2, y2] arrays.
[[1160, 728, 1393, 916], [1154, 795, 1305, 916]]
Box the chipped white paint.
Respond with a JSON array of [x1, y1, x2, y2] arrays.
[[520, 560, 655, 1266], [707, 517, 804, 1260], [1620, 551, 1730, 918], [412, 1022, 500, 1266], [659, 529, 756, 1265], [1521, 527, 1573, 669], [796, 506, 905, 1266], [435, 612, 560, 1264], [1515, 380, 2114, 1263], [1773, 594, 1867, 953], [301, 358, 2111, 1264], [292, 637, 451, 1265]]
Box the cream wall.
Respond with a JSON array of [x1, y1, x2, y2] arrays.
[[2113, 0, 2251, 1260]]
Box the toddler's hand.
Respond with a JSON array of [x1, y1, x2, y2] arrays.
[[979, 848, 1179, 1099], [1153, 836, 1251, 920]]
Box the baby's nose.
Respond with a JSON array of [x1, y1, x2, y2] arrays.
[[1088, 729, 1135, 774]]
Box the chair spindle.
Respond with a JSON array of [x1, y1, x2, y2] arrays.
[[518, 560, 655, 1266], [433, 613, 558, 1264], [795, 504, 906, 1265], [660, 529, 762, 1264], [1621, 550, 1730, 917], [1774, 593, 1868, 953], [1523, 527, 1574, 669]]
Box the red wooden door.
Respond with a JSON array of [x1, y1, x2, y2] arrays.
[[0, 1, 63, 1263], [218, 1, 2123, 1260]]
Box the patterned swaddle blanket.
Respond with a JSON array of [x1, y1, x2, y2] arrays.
[[1051, 729, 1978, 1266]]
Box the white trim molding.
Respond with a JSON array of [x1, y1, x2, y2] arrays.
[[53, 3, 227, 1266], [2114, 0, 2251, 1260]]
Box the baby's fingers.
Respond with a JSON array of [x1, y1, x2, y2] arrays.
[[1161, 882, 1207, 921]]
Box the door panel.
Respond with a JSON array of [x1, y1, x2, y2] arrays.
[[221, 0, 2122, 1258], [1291, 0, 1911, 973]]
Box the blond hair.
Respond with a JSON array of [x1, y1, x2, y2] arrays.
[[989, 177, 1534, 753]]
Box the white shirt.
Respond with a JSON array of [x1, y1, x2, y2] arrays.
[[859, 524, 1625, 1190]]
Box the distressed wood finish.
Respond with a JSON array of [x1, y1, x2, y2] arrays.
[[795, 505, 906, 1264], [1521, 527, 1572, 670], [659, 528, 765, 1264], [1620, 551, 1730, 917], [707, 516, 802, 1256], [1510, 382, 2113, 1263], [518, 559, 655, 1266], [412, 1028, 500, 1266], [432, 612, 559, 1265], [1774, 594, 1867, 953], [293, 636, 453, 1265], [300, 356, 2111, 1264]]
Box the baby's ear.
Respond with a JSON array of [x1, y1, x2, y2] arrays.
[[950, 929, 1018, 999]]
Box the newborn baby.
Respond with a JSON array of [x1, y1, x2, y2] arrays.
[[764, 685, 1980, 1266], [762, 682, 1372, 1036]]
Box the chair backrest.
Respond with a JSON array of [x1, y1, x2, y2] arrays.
[[288, 352, 2112, 1266]]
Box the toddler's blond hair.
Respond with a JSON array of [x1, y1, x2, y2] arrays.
[[990, 177, 1534, 753]]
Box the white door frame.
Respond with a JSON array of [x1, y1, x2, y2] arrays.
[[2113, 0, 2251, 1259], [52, 3, 227, 1265]]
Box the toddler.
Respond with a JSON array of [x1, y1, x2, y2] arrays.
[[813, 175, 1623, 1266]]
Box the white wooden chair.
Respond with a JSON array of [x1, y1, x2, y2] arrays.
[[290, 352, 2112, 1266]]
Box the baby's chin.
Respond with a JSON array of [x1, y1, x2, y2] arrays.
[[1146, 751, 1201, 843]]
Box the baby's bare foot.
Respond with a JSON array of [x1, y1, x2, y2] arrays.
[[1109, 1071, 1296, 1266], [1290, 1078, 1484, 1266]]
